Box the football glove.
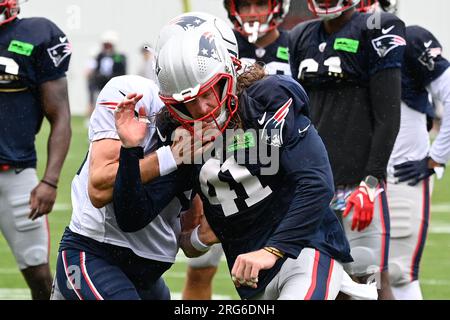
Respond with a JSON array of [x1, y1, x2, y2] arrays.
[[393, 156, 445, 186], [343, 182, 383, 232]]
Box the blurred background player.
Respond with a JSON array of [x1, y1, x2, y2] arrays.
[[224, 0, 292, 75], [289, 0, 406, 299], [0, 0, 72, 299], [84, 48, 99, 124], [182, 1, 292, 300], [88, 30, 127, 118], [360, 0, 450, 300]]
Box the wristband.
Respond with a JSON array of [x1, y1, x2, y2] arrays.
[[156, 145, 177, 176], [263, 246, 284, 259], [41, 179, 57, 189], [190, 225, 211, 252]]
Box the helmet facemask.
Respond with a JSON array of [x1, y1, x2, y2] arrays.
[[160, 72, 239, 138], [307, 0, 361, 20], [227, 0, 288, 43]]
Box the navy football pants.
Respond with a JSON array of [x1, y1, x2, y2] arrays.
[[55, 249, 170, 300]]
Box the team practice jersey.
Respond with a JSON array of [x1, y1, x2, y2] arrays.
[[147, 75, 352, 299], [235, 29, 291, 75], [0, 17, 71, 167], [389, 25, 450, 170], [289, 11, 406, 185], [69, 75, 190, 262]]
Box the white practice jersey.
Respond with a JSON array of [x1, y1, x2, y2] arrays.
[[387, 101, 430, 179], [69, 75, 184, 262], [388, 67, 450, 179]]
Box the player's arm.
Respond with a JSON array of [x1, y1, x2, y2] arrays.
[[365, 67, 402, 179], [178, 195, 219, 258], [88, 139, 161, 208], [29, 77, 71, 220], [113, 146, 218, 257], [392, 26, 449, 185], [288, 22, 309, 81], [113, 146, 178, 231], [428, 67, 450, 165], [265, 120, 335, 259], [231, 100, 334, 288], [365, 14, 406, 180]]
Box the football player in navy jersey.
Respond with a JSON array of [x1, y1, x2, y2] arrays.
[[360, 0, 450, 300], [0, 0, 71, 299], [289, 0, 407, 299], [112, 23, 379, 300], [224, 0, 292, 75], [182, 0, 293, 300]]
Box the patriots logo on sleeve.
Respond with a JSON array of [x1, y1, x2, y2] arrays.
[[371, 34, 406, 58], [198, 32, 221, 62], [47, 42, 72, 67], [260, 98, 293, 147], [418, 45, 443, 71], [172, 16, 207, 31]]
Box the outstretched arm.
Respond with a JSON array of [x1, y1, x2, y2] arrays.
[[29, 78, 71, 220]]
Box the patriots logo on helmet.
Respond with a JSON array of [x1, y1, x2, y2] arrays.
[[198, 32, 221, 62], [371, 34, 406, 58], [418, 47, 442, 71], [260, 98, 293, 147], [173, 15, 207, 31], [47, 42, 72, 67]]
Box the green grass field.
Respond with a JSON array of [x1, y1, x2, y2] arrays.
[[0, 116, 449, 300]]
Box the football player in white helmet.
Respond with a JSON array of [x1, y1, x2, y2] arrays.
[[224, 0, 290, 43], [112, 17, 379, 301], [183, 1, 293, 300], [51, 74, 216, 299]]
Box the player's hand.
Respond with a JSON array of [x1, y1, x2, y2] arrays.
[[197, 214, 219, 246], [114, 93, 147, 148], [170, 123, 217, 165], [28, 182, 57, 220], [393, 156, 445, 186], [180, 195, 203, 232], [343, 183, 382, 232], [231, 249, 279, 289]]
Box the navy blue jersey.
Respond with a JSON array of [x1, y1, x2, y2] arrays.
[[153, 75, 352, 299], [0, 18, 71, 167], [289, 12, 405, 186], [289, 12, 405, 86], [235, 29, 291, 75], [402, 25, 450, 116]]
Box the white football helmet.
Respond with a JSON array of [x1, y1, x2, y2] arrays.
[[308, 0, 361, 19], [358, 0, 398, 14], [156, 12, 240, 69], [156, 29, 238, 133]]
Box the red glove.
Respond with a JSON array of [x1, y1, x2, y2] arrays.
[[343, 182, 382, 232]]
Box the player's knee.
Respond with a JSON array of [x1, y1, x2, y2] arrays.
[[187, 266, 218, 285], [345, 246, 379, 276], [19, 245, 48, 270], [388, 261, 409, 287]]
